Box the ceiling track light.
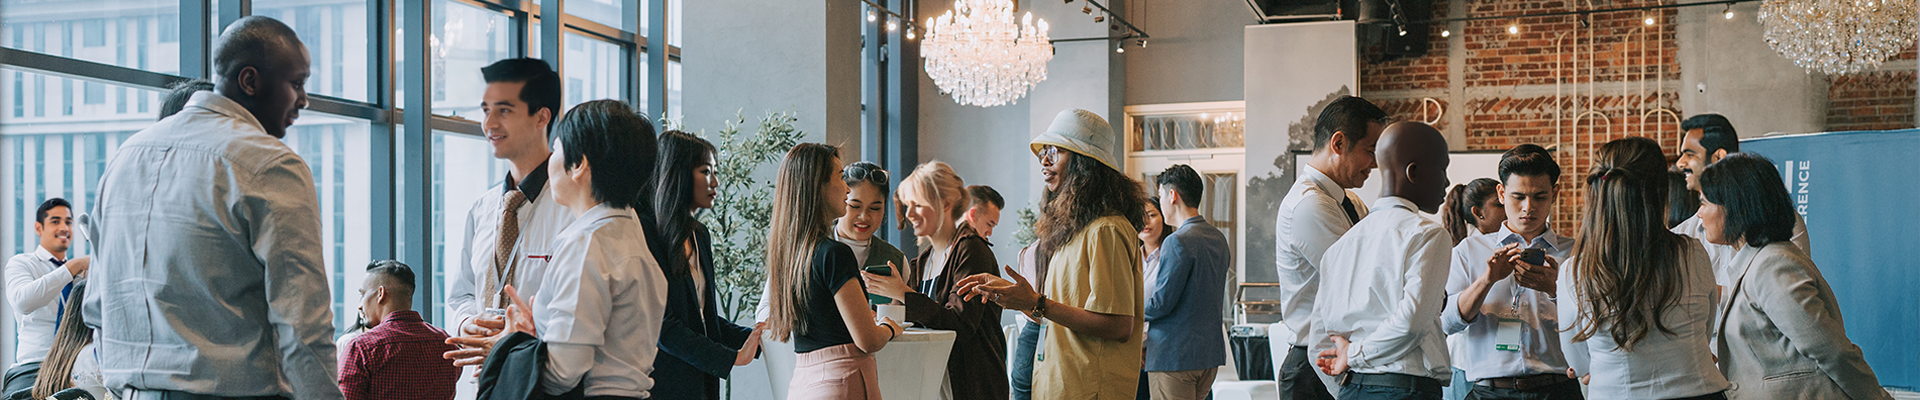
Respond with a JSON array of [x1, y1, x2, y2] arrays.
[[1094, 14, 1105, 23], [1137, 39, 1146, 48], [1082, 5, 1093, 14], [868, 9, 877, 22], [1724, 4, 1734, 19], [1116, 42, 1126, 53], [1441, 29, 1451, 37], [886, 19, 898, 31], [1644, 14, 1656, 25], [1508, 20, 1519, 35]]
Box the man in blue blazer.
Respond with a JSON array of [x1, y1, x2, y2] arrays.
[[1144, 165, 1233, 400]]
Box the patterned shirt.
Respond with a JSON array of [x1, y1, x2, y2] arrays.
[[340, 311, 461, 400]]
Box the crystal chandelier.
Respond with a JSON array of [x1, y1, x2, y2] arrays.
[[1758, 0, 1918, 75], [922, 0, 1053, 107]]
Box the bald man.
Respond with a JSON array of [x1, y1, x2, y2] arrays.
[[84, 16, 341, 400], [1311, 122, 1454, 400]]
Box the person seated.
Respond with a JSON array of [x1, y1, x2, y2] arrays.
[[20, 283, 104, 400], [339, 261, 460, 400]]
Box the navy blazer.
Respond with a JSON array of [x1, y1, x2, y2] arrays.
[[652, 223, 756, 400], [1144, 216, 1230, 372]]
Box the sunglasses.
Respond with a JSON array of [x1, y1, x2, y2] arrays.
[[1038, 146, 1062, 162], [844, 164, 889, 185]]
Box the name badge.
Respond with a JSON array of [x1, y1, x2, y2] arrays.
[[1035, 320, 1050, 362], [1495, 318, 1523, 352]]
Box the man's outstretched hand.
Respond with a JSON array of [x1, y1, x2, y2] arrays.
[[1315, 335, 1352, 376]]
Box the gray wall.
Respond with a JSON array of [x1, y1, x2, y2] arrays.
[[682, 0, 862, 152], [1675, 2, 1828, 137], [1124, 0, 1255, 105]]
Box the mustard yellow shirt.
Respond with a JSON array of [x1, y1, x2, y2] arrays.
[[1034, 215, 1146, 400]]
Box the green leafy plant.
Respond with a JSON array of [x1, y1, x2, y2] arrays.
[[1011, 205, 1039, 247], [693, 110, 805, 323]]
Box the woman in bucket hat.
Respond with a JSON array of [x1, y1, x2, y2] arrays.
[[958, 109, 1150, 399]]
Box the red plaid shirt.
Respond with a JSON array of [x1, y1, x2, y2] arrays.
[[340, 311, 461, 400]]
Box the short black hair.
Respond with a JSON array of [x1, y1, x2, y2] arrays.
[[1699, 153, 1795, 248], [1499, 144, 1562, 186], [1312, 96, 1390, 151], [482, 58, 564, 133], [552, 100, 655, 210], [1666, 167, 1699, 229], [36, 198, 71, 223], [212, 16, 303, 87], [1155, 164, 1205, 208], [365, 260, 417, 293], [1682, 114, 1739, 156], [967, 185, 1004, 209], [160, 79, 214, 120], [842, 161, 890, 194]]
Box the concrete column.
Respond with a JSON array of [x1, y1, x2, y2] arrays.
[[682, 0, 862, 149]]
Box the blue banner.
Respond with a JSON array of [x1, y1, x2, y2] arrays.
[[1742, 129, 1920, 390]]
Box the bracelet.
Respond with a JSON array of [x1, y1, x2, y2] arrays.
[[887, 322, 902, 340]]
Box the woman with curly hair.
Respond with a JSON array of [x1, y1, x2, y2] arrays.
[[958, 108, 1148, 400]]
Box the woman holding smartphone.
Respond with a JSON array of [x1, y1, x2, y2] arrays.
[[862, 161, 1006, 400], [766, 143, 904, 400], [649, 131, 764, 400], [838, 162, 909, 289]]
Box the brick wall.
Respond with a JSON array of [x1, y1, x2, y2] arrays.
[[1825, 49, 1919, 132], [1362, 0, 1684, 235]]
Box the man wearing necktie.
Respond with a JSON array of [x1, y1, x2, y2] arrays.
[[1274, 96, 1390, 400], [4, 198, 91, 397]]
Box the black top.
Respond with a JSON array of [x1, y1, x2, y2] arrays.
[[795, 240, 864, 353]]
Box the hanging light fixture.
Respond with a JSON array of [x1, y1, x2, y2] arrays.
[[1759, 0, 1918, 75], [922, 0, 1054, 107]]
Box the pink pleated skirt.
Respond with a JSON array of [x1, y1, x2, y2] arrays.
[[787, 343, 882, 400]]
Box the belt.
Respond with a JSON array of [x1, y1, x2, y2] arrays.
[[1476, 374, 1572, 391], [1340, 372, 1444, 394]]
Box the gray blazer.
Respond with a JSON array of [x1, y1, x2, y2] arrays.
[[1716, 242, 1890, 400]]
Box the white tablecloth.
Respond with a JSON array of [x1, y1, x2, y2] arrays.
[[762, 329, 958, 400]]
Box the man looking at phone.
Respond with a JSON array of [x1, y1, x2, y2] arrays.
[[1440, 144, 1581, 400]]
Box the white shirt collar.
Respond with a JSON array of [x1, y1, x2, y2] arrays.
[[33, 246, 60, 263], [1369, 196, 1419, 214], [184, 91, 266, 134], [1301, 165, 1346, 202], [1493, 223, 1571, 252]]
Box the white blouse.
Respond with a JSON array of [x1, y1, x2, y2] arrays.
[[1558, 237, 1731, 399]]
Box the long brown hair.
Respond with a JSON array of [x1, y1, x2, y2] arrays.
[[33, 283, 90, 399], [1036, 151, 1147, 264], [1567, 137, 1685, 350], [765, 143, 842, 341]]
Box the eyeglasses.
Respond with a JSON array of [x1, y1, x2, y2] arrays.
[[844, 164, 889, 185]]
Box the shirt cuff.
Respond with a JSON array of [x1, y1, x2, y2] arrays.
[[1346, 342, 1374, 371], [1442, 293, 1473, 334]]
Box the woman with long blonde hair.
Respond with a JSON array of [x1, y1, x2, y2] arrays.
[[766, 143, 904, 400], [1557, 136, 1729, 400], [862, 161, 1006, 400]]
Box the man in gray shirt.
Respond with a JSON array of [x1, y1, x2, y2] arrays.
[[84, 16, 342, 400]]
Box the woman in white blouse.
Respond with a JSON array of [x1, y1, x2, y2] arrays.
[[1558, 137, 1730, 400]]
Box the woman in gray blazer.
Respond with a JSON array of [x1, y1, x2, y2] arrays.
[[1696, 153, 1890, 400]]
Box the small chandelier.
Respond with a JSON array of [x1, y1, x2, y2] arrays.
[[922, 0, 1053, 107], [1758, 0, 1918, 75]]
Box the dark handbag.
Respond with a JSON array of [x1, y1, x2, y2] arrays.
[[475, 331, 586, 400]]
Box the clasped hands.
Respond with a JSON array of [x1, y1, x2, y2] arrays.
[[443, 285, 538, 374]]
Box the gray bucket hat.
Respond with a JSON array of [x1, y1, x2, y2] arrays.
[[1030, 108, 1119, 171]]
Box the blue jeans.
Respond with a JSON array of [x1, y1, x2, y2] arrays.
[[1340, 384, 1443, 400], [1011, 321, 1042, 400], [1446, 368, 1470, 400]]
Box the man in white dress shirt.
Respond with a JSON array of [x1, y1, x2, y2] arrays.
[[1442, 144, 1582, 400], [1670, 113, 1809, 285], [1314, 122, 1453, 400], [444, 58, 579, 369], [87, 16, 343, 400], [1275, 96, 1390, 400], [3, 199, 90, 397]]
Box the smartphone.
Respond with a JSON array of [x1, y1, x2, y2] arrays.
[[1519, 248, 1546, 266], [864, 265, 895, 305], [864, 265, 892, 276]]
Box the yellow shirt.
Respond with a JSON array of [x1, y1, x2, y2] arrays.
[[1034, 215, 1146, 400]]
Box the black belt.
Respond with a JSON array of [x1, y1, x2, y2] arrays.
[[1476, 373, 1573, 391], [1340, 372, 1444, 394]]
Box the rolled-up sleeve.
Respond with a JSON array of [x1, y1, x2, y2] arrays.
[[246, 153, 344, 400]]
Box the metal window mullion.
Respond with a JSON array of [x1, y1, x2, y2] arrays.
[[645, 0, 666, 118], [369, 0, 398, 265], [219, 0, 251, 30], [400, 0, 437, 321], [181, 0, 212, 79], [883, 0, 918, 247], [540, 0, 562, 77]]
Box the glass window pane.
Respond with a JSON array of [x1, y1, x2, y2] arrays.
[[433, 1, 512, 120], [250, 0, 371, 102], [430, 131, 511, 329], [562, 33, 622, 110], [1, 1, 182, 75], [281, 112, 376, 336], [668, 59, 682, 121], [669, 0, 681, 47], [568, 0, 631, 32]]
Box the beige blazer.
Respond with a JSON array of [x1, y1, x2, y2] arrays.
[[1716, 242, 1890, 400]]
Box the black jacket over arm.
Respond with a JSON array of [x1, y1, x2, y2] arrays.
[[903, 226, 1008, 400], [651, 223, 756, 400]]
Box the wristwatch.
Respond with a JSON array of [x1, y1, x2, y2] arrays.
[[1032, 295, 1048, 320]]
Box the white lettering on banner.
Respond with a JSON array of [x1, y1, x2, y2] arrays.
[[1786, 160, 1812, 216]]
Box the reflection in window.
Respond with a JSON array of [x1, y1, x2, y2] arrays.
[[252, 0, 371, 102], [1, 1, 181, 75], [281, 113, 376, 334], [568, 0, 632, 32], [0, 71, 154, 261], [430, 132, 510, 328], [432, 0, 511, 120], [563, 32, 622, 111]]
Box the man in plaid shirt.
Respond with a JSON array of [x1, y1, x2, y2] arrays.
[[341, 261, 460, 400]]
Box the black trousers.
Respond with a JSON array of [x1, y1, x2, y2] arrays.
[[3, 362, 41, 400], [1464, 379, 1584, 400], [124, 390, 287, 400], [1279, 346, 1335, 400]]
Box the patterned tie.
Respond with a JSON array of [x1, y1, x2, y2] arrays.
[[1341, 197, 1361, 224], [484, 190, 528, 309], [51, 257, 71, 327]]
